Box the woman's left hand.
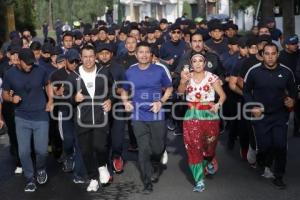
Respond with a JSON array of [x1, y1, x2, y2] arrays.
[[210, 103, 220, 113]]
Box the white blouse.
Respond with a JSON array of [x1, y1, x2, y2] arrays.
[[185, 71, 219, 103]]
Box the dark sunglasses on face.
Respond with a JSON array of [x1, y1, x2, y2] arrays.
[[69, 59, 80, 64], [172, 30, 181, 34]]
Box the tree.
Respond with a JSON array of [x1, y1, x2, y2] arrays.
[[260, 0, 274, 21], [183, 1, 192, 19], [281, 0, 295, 36], [197, 0, 206, 19]]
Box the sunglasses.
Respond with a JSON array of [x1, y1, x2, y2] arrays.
[[172, 30, 181, 34], [69, 59, 80, 64]]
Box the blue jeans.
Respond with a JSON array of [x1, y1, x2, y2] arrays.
[[15, 117, 49, 181], [58, 110, 86, 177]]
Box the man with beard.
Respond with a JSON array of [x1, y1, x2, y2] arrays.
[[2, 48, 53, 192]]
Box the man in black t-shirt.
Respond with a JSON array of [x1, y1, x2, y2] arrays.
[[280, 35, 300, 137]]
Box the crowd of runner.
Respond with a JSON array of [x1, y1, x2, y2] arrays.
[[0, 15, 299, 193]]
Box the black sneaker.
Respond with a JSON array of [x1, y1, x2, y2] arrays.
[[73, 175, 86, 184], [62, 157, 75, 173], [24, 182, 37, 192], [167, 119, 176, 131], [142, 183, 153, 194], [151, 165, 161, 183], [36, 170, 48, 185], [272, 178, 286, 190]]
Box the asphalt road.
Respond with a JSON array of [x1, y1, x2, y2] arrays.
[[0, 128, 299, 200]]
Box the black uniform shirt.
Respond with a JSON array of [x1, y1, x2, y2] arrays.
[[243, 62, 297, 115]]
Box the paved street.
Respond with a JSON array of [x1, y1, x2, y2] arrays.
[[0, 129, 299, 200]]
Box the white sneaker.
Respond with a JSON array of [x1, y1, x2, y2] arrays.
[[86, 179, 99, 192], [161, 150, 168, 165], [261, 167, 275, 179], [247, 146, 256, 165], [14, 167, 23, 174], [98, 165, 110, 184]]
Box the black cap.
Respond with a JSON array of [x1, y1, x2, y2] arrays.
[[150, 44, 159, 57], [99, 26, 108, 33], [228, 36, 239, 45], [188, 22, 197, 30], [91, 28, 99, 35], [119, 27, 128, 34], [208, 21, 224, 31], [19, 48, 35, 65], [237, 37, 248, 48], [65, 48, 80, 62], [147, 27, 155, 34], [74, 31, 83, 40], [258, 34, 272, 43], [56, 54, 66, 63], [8, 45, 22, 54], [95, 43, 112, 53], [182, 28, 191, 35], [83, 29, 91, 35], [30, 41, 42, 51], [225, 23, 238, 30], [107, 28, 115, 35], [160, 18, 168, 24], [180, 19, 190, 26], [51, 46, 63, 55], [154, 26, 161, 31], [42, 43, 53, 53], [246, 36, 258, 47], [284, 35, 299, 45], [9, 31, 20, 40], [265, 17, 275, 24], [170, 23, 181, 31], [62, 31, 73, 39]]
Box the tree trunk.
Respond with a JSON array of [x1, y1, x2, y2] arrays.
[[282, 0, 295, 37], [197, 0, 206, 19], [261, 0, 274, 21], [6, 4, 15, 40], [48, 0, 53, 30]]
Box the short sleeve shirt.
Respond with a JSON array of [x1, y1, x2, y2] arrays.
[[123, 63, 172, 121], [2, 65, 49, 121], [185, 71, 219, 102]]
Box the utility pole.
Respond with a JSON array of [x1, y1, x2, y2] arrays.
[[130, 0, 135, 21], [48, 0, 53, 30]]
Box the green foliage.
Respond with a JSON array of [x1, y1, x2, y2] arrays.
[[183, 0, 192, 19], [232, 0, 260, 11], [14, 0, 36, 35], [35, 0, 109, 28]]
